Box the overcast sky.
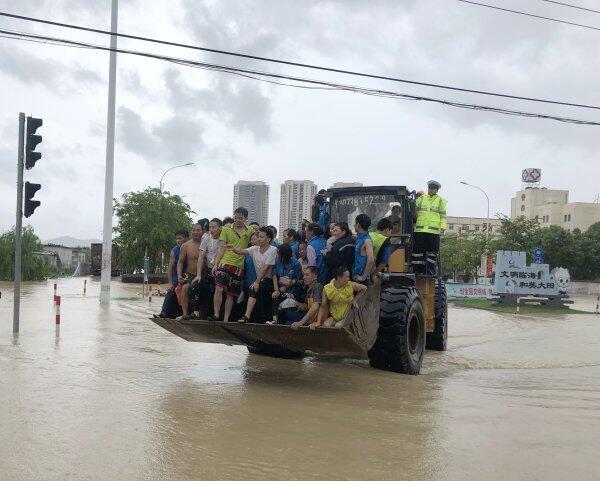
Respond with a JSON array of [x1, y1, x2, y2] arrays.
[[1, 0, 599, 240]]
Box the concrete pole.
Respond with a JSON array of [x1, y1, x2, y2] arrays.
[[100, 0, 119, 304], [13, 112, 25, 333]]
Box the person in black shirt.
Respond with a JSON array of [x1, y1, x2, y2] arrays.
[[324, 222, 355, 283]]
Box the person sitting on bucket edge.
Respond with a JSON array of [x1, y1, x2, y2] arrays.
[[288, 266, 324, 329], [310, 266, 367, 329]]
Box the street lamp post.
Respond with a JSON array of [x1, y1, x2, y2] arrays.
[[159, 162, 194, 192], [461, 180, 491, 284], [460, 181, 490, 244]]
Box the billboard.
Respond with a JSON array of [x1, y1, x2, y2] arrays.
[[493, 251, 569, 296], [521, 168, 542, 183]]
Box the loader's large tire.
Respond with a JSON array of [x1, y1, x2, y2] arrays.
[[247, 342, 303, 359], [368, 286, 426, 375], [426, 280, 448, 351]]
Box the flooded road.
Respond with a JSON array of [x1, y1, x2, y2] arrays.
[[1, 278, 599, 481]]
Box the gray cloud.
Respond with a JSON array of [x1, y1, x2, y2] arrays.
[[116, 106, 206, 166], [164, 69, 274, 142]]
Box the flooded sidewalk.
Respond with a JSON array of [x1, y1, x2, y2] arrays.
[[1, 278, 599, 481]]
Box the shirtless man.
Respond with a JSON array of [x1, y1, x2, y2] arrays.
[[176, 223, 203, 320]]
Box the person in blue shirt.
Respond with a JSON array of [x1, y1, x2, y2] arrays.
[[306, 223, 328, 284], [270, 243, 303, 324], [352, 214, 375, 286], [157, 229, 188, 318], [244, 231, 258, 289], [315, 190, 330, 232], [282, 228, 300, 257]]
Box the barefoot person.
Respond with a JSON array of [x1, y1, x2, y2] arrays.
[[309, 266, 366, 329], [224, 227, 277, 323], [176, 223, 203, 320], [210, 208, 254, 322]]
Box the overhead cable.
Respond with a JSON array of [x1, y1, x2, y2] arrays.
[[457, 0, 600, 32], [0, 28, 598, 126], [540, 0, 600, 15], [0, 10, 599, 111]]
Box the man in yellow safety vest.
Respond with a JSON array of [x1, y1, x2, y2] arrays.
[[412, 180, 446, 274]]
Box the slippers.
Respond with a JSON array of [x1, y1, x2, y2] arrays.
[[238, 316, 249, 323]]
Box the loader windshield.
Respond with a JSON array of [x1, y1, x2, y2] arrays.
[[329, 193, 400, 229]]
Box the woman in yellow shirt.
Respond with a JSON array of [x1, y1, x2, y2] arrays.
[[310, 266, 367, 329]]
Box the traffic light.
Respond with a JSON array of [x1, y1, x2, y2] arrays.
[[25, 116, 43, 170], [24, 181, 41, 218]]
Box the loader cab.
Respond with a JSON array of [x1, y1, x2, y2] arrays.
[[312, 186, 415, 273]]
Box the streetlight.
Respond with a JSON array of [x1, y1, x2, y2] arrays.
[[460, 181, 490, 242], [159, 162, 194, 191]]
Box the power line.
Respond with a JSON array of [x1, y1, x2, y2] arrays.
[[0, 28, 598, 126], [0, 10, 599, 112], [457, 0, 600, 32], [540, 0, 600, 15]]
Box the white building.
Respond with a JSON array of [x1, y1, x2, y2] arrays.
[[510, 187, 600, 232], [233, 180, 269, 226], [42, 244, 86, 268], [445, 216, 502, 237], [279, 180, 317, 235]]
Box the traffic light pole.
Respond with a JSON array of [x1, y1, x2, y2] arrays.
[[14, 112, 25, 333]]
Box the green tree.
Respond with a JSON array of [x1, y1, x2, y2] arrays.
[[0, 226, 52, 281], [441, 234, 486, 282], [489, 216, 540, 260], [113, 187, 194, 274]]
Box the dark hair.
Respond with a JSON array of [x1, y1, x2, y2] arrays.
[[354, 214, 371, 231], [377, 218, 393, 231], [277, 243, 293, 264], [258, 226, 274, 240], [198, 218, 209, 230], [234, 207, 248, 218], [267, 225, 278, 236], [306, 223, 324, 237], [176, 229, 189, 237], [284, 228, 298, 241], [332, 265, 349, 279], [304, 266, 319, 276], [223, 216, 234, 225], [210, 218, 223, 226], [335, 222, 351, 237], [249, 221, 260, 227]]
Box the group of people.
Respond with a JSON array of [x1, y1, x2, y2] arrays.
[[157, 180, 447, 330]]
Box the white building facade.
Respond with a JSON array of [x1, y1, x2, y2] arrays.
[[510, 187, 600, 232], [233, 180, 269, 226], [279, 180, 317, 235]]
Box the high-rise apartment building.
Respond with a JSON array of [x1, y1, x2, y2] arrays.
[[233, 181, 269, 226], [279, 180, 317, 235]]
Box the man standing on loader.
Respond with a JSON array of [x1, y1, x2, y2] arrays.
[[412, 180, 447, 274]]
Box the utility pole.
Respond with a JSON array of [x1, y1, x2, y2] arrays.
[[13, 113, 25, 333], [100, 0, 119, 304], [460, 180, 490, 244]]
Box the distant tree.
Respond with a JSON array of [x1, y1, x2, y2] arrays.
[[489, 216, 540, 260], [113, 187, 194, 274], [441, 234, 486, 282], [0, 226, 52, 281]]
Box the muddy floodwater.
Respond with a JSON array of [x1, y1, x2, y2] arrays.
[[1, 278, 599, 481]]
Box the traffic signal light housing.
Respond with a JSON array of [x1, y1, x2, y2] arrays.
[[25, 117, 43, 170], [24, 181, 41, 218]]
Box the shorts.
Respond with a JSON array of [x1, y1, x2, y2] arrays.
[[216, 264, 244, 298]]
